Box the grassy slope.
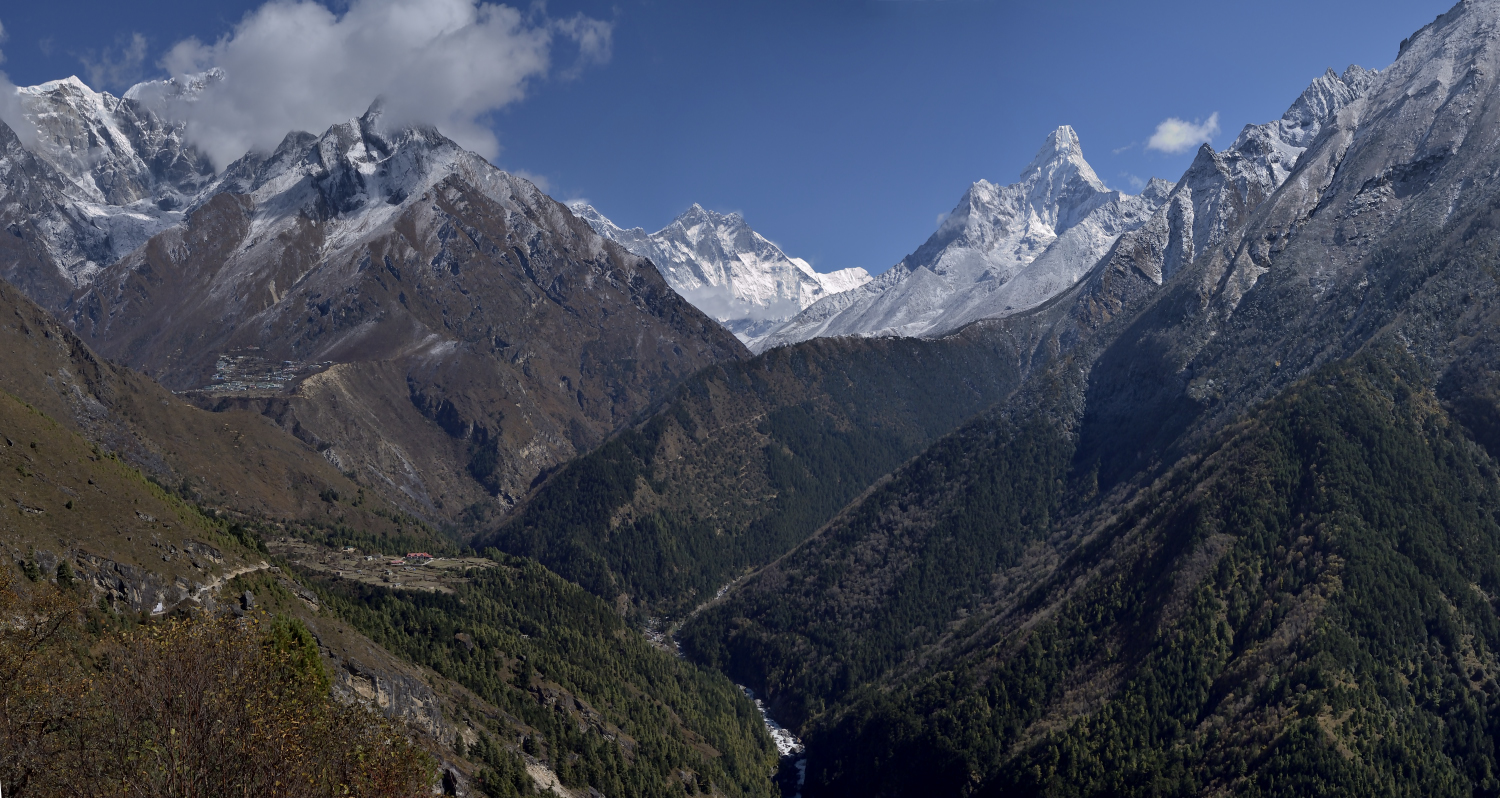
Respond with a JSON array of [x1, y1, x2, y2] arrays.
[[0, 382, 783, 798], [0, 388, 264, 592], [0, 276, 429, 535]]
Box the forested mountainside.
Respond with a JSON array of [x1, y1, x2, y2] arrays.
[[477, 325, 1027, 618], [518, 1, 1500, 795], [693, 352, 1500, 797], [302, 553, 778, 798], [656, 3, 1500, 795], [677, 392, 1073, 734]]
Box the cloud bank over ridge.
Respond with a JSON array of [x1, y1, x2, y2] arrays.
[[80, 33, 150, 92], [0, 20, 36, 148], [1147, 112, 1220, 154], [134, 0, 611, 168]]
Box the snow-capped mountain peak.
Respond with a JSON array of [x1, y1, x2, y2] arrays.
[[1020, 124, 1111, 229], [571, 202, 871, 346], [756, 126, 1164, 350], [0, 75, 217, 290], [16, 75, 213, 208], [122, 68, 226, 106], [665, 203, 751, 250], [756, 61, 1384, 355], [178, 100, 519, 270]]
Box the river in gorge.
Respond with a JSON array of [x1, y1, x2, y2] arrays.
[[741, 687, 806, 798]]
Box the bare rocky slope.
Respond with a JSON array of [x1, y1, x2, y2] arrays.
[[0, 271, 394, 525], [0, 78, 746, 522], [63, 108, 744, 519]]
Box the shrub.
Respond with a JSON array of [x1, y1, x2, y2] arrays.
[[0, 565, 435, 798]]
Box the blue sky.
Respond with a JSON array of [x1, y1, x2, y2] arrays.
[[0, 0, 1456, 275]]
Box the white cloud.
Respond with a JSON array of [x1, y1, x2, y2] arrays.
[[509, 168, 551, 193], [80, 33, 149, 92], [0, 20, 35, 148], [147, 0, 611, 169], [1120, 173, 1146, 191], [1147, 112, 1220, 154], [551, 13, 612, 79]]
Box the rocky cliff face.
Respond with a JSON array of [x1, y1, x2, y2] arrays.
[[1072, 2, 1495, 489]]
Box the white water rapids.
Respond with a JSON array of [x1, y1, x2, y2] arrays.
[[742, 687, 806, 798]]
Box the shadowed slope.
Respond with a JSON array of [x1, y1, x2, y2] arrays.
[[477, 324, 1027, 618]]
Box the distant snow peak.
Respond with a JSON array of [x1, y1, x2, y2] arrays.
[[570, 201, 871, 347], [756, 62, 1386, 354], [0, 74, 217, 282], [123, 68, 226, 106], [0, 73, 505, 293], [193, 100, 497, 260], [757, 125, 1163, 351], [1024, 124, 1107, 198], [15, 74, 215, 207]]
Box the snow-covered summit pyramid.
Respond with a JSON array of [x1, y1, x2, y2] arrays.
[[0, 76, 217, 291], [571, 201, 870, 346], [18, 75, 214, 209], [758, 125, 1167, 351]]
